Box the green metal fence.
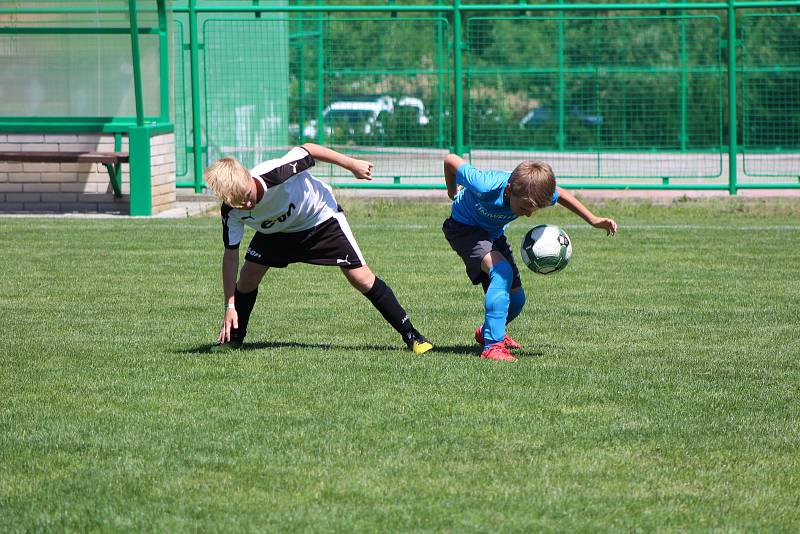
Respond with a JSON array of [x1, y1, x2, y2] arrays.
[[741, 12, 800, 178], [465, 15, 724, 180], [171, 1, 800, 193], [3, 1, 800, 199]]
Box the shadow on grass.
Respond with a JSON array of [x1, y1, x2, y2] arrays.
[[179, 340, 394, 354], [179, 341, 541, 358]]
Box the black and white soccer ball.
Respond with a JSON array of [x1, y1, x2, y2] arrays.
[[520, 224, 573, 274]]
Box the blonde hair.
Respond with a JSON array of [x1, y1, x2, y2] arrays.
[[508, 160, 556, 209], [203, 157, 251, 206]]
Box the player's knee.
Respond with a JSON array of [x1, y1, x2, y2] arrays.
[[238, 263, 267, 292], [236, 277, 259, 293], [343, 266, 375, 293], [489, 261, 513, 290]]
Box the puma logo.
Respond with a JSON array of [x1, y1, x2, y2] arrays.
[[336, 255, 351, 265], [289, 162, 298, 174]]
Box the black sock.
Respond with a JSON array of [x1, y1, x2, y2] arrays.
[[363, 277, 416, 340], [231, 286, 258, 342]]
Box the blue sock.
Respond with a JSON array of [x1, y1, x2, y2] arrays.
[[507, 288, 526, 324], [483, 261, 513, 348]]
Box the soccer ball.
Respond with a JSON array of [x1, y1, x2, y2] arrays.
[[520, 224, 573, 274]]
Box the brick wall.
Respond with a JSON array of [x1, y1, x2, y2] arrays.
[[0, 132, 176, 215], [150, 133, 177, 214]]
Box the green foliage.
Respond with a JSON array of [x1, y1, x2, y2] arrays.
[[1, 198, 800, 530], [742, 13, 800, 149], [282, 8, 798, 153], [466, 15, 727, 150]]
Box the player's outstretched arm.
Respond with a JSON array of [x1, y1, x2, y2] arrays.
[[443, 154, 466, 200], [301, 143, 373, 180], [555, 186, 618, 236], [219, 247, 239, 343]]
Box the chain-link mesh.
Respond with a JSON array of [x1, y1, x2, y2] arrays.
[[742, 13, 800, 178], [170, 9, 800, 186], [203, 17, 290, 169], [190, 14, 451, 184], [466, 15, 723, 181], [294, 15, 452, 183]]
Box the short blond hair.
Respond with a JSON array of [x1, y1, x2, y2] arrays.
[[203, 157, 251, 206], [508, 160, 556, 209]]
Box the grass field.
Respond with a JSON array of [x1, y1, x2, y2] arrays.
[[1, 197, 799, 531]]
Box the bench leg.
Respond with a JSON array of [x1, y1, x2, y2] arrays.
[[103, 163, 123, 198]]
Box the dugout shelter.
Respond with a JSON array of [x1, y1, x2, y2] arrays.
[[0, 0, 175, 216]]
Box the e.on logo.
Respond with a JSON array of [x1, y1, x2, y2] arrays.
[[261, 203, 296, 229]]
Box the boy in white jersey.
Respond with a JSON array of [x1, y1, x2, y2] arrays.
[[203, 143, 433, 354], [443, 154, 617, 362]]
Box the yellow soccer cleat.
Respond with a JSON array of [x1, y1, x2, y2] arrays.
[[406, 331, 433, 355]]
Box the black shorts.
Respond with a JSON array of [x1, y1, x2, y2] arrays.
[[244, 212, 365, 269], [442, 216, 522, 290]]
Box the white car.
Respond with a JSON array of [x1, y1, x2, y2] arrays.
[[301, 96, 429, 139]]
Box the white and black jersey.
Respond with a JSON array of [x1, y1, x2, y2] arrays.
[[219, 146, 366, 269], [221, 146, 340, 249]]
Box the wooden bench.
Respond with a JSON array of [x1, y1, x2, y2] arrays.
[[0, 150, 130, 198]]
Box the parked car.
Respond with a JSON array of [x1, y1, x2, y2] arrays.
[[395, 96, 430, 127], [299, 95, 429, 140], [519, 105, 603, 129]]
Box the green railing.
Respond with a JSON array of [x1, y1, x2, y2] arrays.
[[2, 1, 799, 203], [170, 1, 800, 194], [741, 12, 800, 178]]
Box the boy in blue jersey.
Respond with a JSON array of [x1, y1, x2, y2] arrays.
[[443, 154, 617, 362]]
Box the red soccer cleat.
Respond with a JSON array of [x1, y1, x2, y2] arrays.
[[480, 342, 518, 362], [474, 326, 523, 350]]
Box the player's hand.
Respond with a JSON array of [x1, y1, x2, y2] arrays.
[[218, 308, 239, 343], [592, 217, 618, 236], [349, 158, 374, 181]]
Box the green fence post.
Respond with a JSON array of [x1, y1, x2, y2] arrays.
[[453, 0, 464, 156], [680, 2, 689, 151], [188, 0, 204, 192], [127, 0, 145, 127], [727, 0, 738, 195], [558, 4, 566, 151], [157, 0, 171, 124], [316, 5, 325, 145], [129, 126, 153, 216], [297, 12, 306, 143], [435, 0, 446, 149]]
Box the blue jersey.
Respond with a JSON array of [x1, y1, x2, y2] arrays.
[[450, 162, 559, 239]]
